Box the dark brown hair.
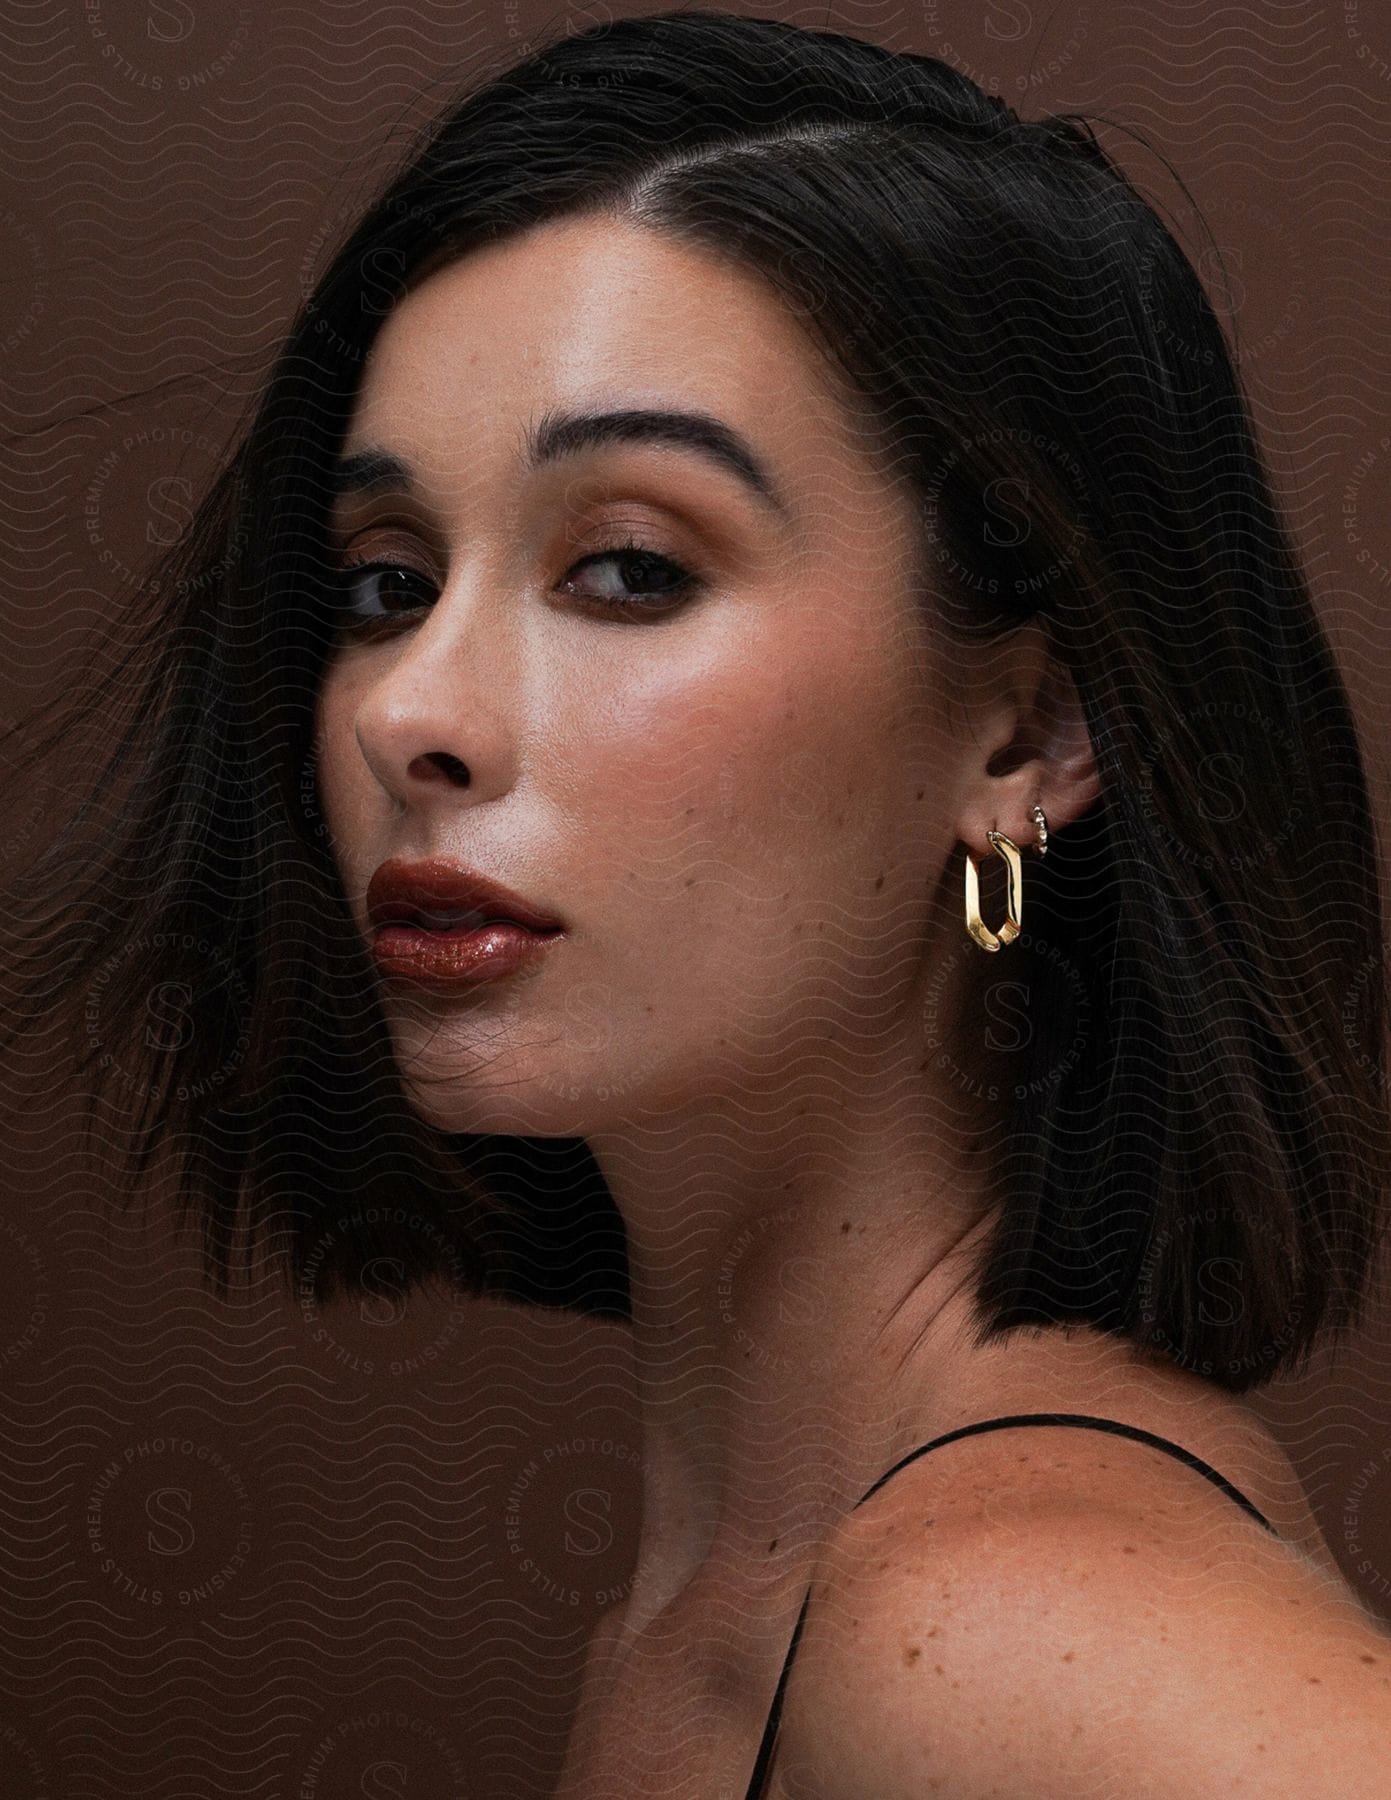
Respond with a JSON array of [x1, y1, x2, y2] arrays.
[[4, 9, 1386, 1389]]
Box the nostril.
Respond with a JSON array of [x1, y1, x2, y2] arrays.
[[413, 751, 470, 787]]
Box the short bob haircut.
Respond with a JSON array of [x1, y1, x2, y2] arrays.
[[5, 8, 1387, 1392]]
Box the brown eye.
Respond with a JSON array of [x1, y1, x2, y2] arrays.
[[331, 561, 437, 635], [556, 540, 703, 617]]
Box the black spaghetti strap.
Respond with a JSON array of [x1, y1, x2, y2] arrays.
[[858, 1412, 1278, 1529], [742, 1411, 1278, 1800], [742, 1588, 811, 1800]]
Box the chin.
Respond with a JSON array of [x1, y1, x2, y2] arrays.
[[394, 1061, 628, 1140], [380, 994, 664, 1137]]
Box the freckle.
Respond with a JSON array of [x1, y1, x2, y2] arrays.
[[1306, 1676, 1321, 1684], [905, 1645, 922, 1665], [934, 1664, 944, 1676], [1122, 1545, 1136, 1554], [684, 877, 695, 886], [1061, 1650, 1074, 1663], [874, 873, 885, 891], [1359, 1654, 1378, 1664], [1255, 1744, 1265, 1753]]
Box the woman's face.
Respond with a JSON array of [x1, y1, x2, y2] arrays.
[[314, 213, 968, 1135]]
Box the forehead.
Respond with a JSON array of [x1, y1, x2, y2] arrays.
[[346, 213, 877, 483]]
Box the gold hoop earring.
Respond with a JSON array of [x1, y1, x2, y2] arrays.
[[964, 830, 1023, 952]]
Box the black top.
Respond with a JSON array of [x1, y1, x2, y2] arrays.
[[741, 1411, 1279, 1800]]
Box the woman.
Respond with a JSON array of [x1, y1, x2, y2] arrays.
[[6, 9, 1391, 1795]]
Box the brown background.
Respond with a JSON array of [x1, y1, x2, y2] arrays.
[[3, 2, 1391, 1795]]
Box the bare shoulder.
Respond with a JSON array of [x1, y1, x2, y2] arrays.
[[779, 1420, 1391, 1800]]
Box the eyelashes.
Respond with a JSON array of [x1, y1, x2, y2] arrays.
[[556, 538, 702, 615], [328, 562, 435, 636], [326, 536, 704, 638]]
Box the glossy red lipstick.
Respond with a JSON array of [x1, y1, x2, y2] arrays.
[[366, 856, 565, 990]]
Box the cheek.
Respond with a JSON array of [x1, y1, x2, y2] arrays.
[[310, 675, 369, 873], [567, 625, 942, 995], [714, 622, 943, 892]]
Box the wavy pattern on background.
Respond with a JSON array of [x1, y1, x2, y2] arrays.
[[1, 1, 1390, 1797]]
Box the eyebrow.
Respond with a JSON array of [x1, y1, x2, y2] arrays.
[[329, 405, 793, 520]]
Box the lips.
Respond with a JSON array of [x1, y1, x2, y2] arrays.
[[366, 856, 564, 936]]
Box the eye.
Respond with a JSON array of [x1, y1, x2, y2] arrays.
[[325, 537, 703, 639], [328, 559, 437, 637], [556, 538, 703, 619]]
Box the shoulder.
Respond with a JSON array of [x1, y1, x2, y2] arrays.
[[779, 1426, 1391, 1800]]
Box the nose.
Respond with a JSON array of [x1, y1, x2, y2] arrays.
[[349, 572, 520, 815]]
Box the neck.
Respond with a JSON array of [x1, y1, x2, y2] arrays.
[[585, 1057, 1000, 1633]]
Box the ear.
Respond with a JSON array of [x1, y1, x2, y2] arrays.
[[954, 621, 1101, 858]]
